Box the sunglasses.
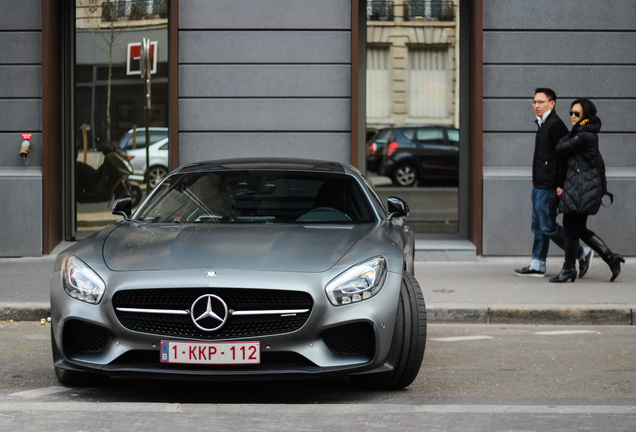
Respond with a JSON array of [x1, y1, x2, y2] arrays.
[[569, 111, 582, 118]]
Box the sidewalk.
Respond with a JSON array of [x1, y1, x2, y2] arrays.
[[417, 257, 635, 325], [1, 242, 634, 325]]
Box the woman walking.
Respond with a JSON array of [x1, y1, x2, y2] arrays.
[[550, 98, 624, 283]]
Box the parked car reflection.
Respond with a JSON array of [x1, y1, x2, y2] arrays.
[[126, 137, 169, 190], [376, 126, 459, 187]]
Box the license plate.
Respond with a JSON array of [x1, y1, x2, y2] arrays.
[[160, 341, 260, 365]]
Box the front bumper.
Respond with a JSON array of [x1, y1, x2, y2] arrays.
[[51, 267, 403, 380]]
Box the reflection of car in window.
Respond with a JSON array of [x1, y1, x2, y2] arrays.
[[376, 126, 459, 187], [126, 137, 169, 190]]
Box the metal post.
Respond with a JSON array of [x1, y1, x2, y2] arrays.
[[141, 38, 152, 194], [144, 76, 151, 193]]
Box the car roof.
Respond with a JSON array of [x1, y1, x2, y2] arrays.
[[175, 158, 353, 175]]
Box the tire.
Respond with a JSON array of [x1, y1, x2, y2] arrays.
[[352, 272, 427, 390], [391, 163, 418, 187], [147, 165, 168, 190]]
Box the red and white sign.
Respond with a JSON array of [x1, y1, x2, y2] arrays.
[[127, 41, 158, 76], [22, 133, 33, 140]]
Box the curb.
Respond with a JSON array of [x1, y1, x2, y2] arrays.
[[428, 304, 635, 326], [2, 303, 635, 325], [0, 303, 51, 322]]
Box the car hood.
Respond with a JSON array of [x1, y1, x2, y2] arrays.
[[102, 223, 374, 272]]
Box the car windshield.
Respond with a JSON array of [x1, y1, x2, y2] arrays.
[[134, 170, 376, 224]]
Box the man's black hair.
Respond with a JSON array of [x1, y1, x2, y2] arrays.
[[534, 87, 557, 102]]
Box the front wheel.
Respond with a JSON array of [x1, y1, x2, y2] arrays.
[[391, 163, 418, 187], [352, 272, 427, 390]]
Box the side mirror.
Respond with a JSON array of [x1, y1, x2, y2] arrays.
[[112, 196, 132, 220], [387, 196, 409, 220]]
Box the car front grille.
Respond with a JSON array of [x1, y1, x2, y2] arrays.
[[112, 288, 313, 340]]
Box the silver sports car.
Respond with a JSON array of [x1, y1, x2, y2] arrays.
[[51, 158, 426, 389]]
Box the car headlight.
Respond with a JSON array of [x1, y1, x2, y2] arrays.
[[325, 257, 387, 306], [62, 255, 105, 304]]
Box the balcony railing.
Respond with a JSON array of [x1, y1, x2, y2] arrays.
[[367, 1, 394, 21], [102, 1, 168, 22], [404, 1, 454, 22]]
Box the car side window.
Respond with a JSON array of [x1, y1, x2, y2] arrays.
[[447, 128, 459, 147], [375, 128, 391, 143], [415, 128, 444, 143], [402, 129, 415, 141], [121, 131, 169, 150]]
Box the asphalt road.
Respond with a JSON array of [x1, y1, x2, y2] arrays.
[[1, 322, 634, 431]]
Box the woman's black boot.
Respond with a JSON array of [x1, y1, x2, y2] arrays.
[[607, 254, 625, 282], [550, 240, 578, 283], [585, 234, 625, 282]]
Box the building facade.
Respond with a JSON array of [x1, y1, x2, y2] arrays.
[[481, 0, 636, 255], [0, 0, 634, 258]]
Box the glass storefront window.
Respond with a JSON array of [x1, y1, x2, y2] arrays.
[[73, 1, 169, 237], [366, 0, 460, 235]]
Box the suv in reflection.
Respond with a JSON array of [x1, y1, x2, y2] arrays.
[[378, 126, 459, 187]]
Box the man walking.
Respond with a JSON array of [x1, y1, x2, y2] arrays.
[[515, 88, 593, 277]]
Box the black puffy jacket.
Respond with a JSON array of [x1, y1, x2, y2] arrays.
[[555, 116, 604, 215]]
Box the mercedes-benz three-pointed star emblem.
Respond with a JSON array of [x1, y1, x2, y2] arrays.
[[190, 294, 229, 332]]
